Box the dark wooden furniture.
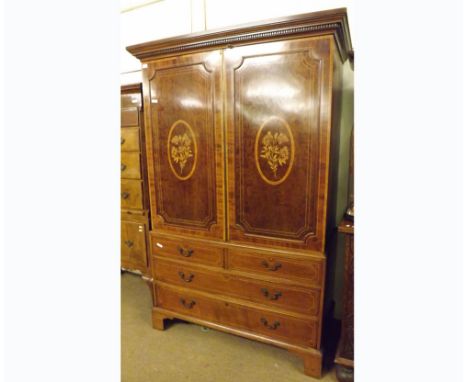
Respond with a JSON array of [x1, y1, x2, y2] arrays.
[[121, 84, 151, 275], [127, 8, 353, 378], [335, 217, 354, 381]]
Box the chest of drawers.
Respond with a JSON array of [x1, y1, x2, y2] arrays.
[[120, 84, 151, 275], [150, 233, 326, 376]]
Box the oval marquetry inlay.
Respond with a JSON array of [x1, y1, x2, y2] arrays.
[[167, 120, 198, 181], [255, 116, 295, 186]]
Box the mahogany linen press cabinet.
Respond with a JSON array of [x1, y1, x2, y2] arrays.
[[127, 8, 353, 378]]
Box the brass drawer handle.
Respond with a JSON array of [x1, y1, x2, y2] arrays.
[[260, 318, 280, 330], [178, 271, 194, 283], [121, 138, 125, 145], [121, 192, 130, 199], [121, 164, 127, 171], [177, 246, 193, 257], [260, 288, 282, 301], [124, 240, 134, 248], [179, 298, 196, 309], [261, 260, 282, 271]]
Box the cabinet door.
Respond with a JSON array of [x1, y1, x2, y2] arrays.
[[144, 51, 225, 239], [225, 36, 333, 251]]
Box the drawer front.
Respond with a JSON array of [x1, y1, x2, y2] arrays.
[[121, 179, 143, 210], [156, 284, 318, 348], [228, 248, 324, 287], [152, 236, 223, 268], [121, 220, 147, 268], [121, 128, 140, 152], [121, 106, 139, 127], [121, 152, 141, 179], [153, 259, 320, 315]]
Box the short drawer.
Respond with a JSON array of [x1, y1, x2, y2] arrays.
[[121, 152, 141, 179], [121, 179, 143, 210], [122, 220, 147, 268], [151, 236, 223, 268], [153, 259, 320, 315], [227, 248, 324, 288], [121, 106, 139, 127], [121, 128, 140, 152], [156, 284, 318, 348]]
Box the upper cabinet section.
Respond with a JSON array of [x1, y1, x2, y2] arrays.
[[225, 36, 333, 251], [144, 51, 225, 240], [128, 8, 353, 249]]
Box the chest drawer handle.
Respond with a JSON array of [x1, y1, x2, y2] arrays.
[[178, 271, 194, 282], [179, 298, 196, 309], [260, 318, 280, 330], [121, 138, 125, 145], [121, 164, 127, 171], [260, 288, 282, 301], [177, 246, 194, 257], [124, 240, 134, 248], [121, 192, 130, 199], [261, 260, 282, 271]]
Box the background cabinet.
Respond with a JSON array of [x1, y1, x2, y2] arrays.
[[335, 217, 354, 381], [128, 8, 353, 378], [121, 84, 151, 275]]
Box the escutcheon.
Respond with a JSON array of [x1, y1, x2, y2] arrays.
[[255, 116, 295, 186], [167, 119, 198, 181]]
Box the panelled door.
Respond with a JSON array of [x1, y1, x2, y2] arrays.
[[145, 51, 225, 240], [224, 36, 334, 252]]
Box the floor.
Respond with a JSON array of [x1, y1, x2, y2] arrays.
[[122, 272, 339, 382]]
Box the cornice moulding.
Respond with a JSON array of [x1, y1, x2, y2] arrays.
[[127, 8, 353, 63]]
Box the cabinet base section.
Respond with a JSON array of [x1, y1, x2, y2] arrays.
[[151, 307, 323, 378]]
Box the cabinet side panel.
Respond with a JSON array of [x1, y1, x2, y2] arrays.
[[324, 49, 354, 322]]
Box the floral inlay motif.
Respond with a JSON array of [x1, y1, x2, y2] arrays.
[[170, 133, 193, 174], [259, 131, 290, 178]]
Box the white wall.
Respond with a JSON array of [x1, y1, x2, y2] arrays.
[[120, 0, 355, 84], [120, 0, 192, 83]]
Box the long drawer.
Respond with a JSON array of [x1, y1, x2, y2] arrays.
[[153, 258, 320, 315], [227, 247, 324, 288], [151, 235, 224, 268], [121, 179, 143, 210], [156, 284, 318, 348], [121, 152, 141, 179]]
